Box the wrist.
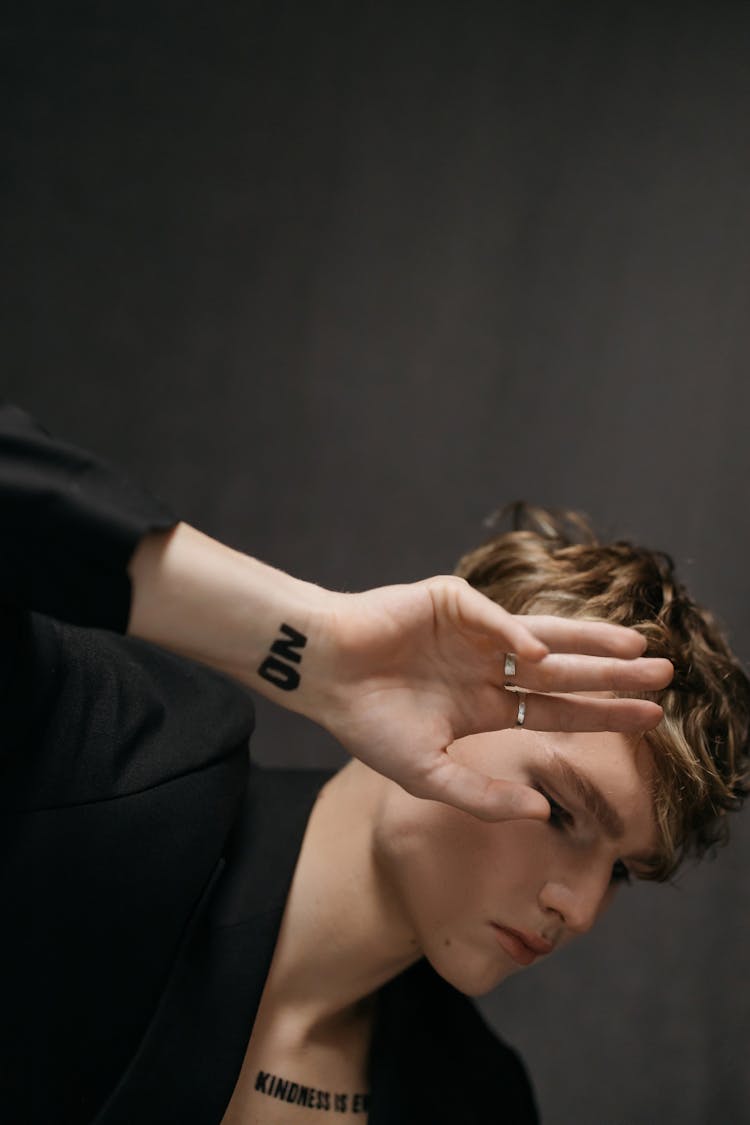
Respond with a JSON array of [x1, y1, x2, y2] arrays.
[[229, 555, 337, 712], [128, 523, 336, 714]]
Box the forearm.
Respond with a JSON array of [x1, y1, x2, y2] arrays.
[[126, 523, 333, 714], [126, 522, 673, 824]]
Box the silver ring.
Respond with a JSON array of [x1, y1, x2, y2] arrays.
[[504, 653, 517, 678], [515, 695, 527, 727]]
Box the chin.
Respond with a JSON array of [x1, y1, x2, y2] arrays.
[[423, 935, 514, 997]]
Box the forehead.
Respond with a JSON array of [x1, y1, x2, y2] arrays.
[[535, 728, 651, 786]]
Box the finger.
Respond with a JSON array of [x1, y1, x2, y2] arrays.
[[516, 691, 664, 732], [519, 616, 650, 658], [447, 582, 548, 662], [505, 653, 674, 694], [410, 757, 551, 822]]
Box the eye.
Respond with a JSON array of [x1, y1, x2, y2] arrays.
[[536, 787, 574, 830], [610, 860, 631, 885]]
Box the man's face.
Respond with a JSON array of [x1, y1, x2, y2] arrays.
[[373, 725, 660, 996]]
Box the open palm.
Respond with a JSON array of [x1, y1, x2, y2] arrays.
[[313, 575, 673, 821]]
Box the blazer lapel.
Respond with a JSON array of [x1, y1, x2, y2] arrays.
[[92, 764, 332, 1125]]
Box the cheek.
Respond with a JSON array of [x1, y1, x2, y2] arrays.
[[377, 796, 548, 936], [375, 795, 497, 923], [375, 793, 551, 988], [417, 821, 551, 996]]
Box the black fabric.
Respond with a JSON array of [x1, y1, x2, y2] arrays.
[[370, 959, 539, 1125], [90, 768, 324, 1125], [0, 406, 258, 1122], [1, 407, 538, 1124], [0, 403, 175, 631]]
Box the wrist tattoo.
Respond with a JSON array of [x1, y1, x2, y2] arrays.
[[258, 623, 308, 692], [255, 1070, 370, 1113]]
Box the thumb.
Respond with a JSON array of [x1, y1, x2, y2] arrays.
[[413, 758, 551, 823]]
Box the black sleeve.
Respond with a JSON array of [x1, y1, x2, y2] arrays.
[[0, 403, 177, 631], [0, 406, 254, 809]]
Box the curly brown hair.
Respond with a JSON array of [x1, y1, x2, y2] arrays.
[[454, 503, 750, 880]]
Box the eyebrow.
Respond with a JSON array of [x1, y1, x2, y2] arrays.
[[547, 754, 626, 840]]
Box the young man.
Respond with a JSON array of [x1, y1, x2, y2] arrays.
[[1, 407, 712, 1124], [220, 508, 750, 1124]]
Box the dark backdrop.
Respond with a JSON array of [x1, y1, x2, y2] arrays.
[[4, 3, 750, 1122]]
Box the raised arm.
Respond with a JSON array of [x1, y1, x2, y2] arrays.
[[128, 523, 673, 821], [0, 404, 672, 821]]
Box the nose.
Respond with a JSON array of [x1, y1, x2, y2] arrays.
[[539, 866, 613, 936]]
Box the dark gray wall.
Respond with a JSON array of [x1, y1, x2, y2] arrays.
[[5, 3, 750, 1121]]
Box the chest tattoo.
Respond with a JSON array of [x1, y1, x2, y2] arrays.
[[254, 1069, 370, 1114]]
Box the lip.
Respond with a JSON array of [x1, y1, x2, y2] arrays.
[[490, 923, 554, 966]]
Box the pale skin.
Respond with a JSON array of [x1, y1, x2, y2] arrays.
[[220, 723, 659, 1123], [128, 522, 673, 821], [125, 523, 671, 1123]]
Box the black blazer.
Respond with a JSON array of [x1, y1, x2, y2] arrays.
[[1, 406, 538, 1125]]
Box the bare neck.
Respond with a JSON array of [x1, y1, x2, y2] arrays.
[[256, 760, 420, 1043]]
